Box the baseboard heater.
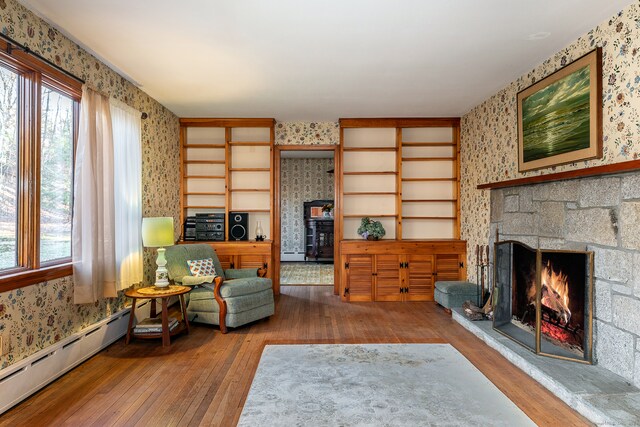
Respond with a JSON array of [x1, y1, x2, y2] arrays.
[[0, 299, 151, 415], [281, 252, 305, 262]]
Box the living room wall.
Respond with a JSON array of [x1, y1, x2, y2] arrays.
[[0, 0, 180, 370], [460, 2, 640, 278], [275, 121, 340, 145]]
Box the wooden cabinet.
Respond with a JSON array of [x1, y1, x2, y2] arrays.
[[305, 219, 334, 261], [341, 240, 466, 302], [343, 254, 374, 302], [375, 255, 403, 301], [180, 241, 273, 281]]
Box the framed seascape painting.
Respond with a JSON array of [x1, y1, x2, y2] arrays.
[[517, 48, 602, 172]]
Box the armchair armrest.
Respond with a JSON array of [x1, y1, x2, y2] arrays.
[[225, 267, 267, 279], [213, 275, 228, 334]]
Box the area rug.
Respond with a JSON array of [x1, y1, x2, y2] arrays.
[[238, 344, 535, 426], [280, 262, 333, 285]]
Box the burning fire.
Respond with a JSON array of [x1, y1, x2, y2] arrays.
[[540, 260, 571, 325]]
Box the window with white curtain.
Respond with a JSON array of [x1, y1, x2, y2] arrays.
[[110, 99, 143, 290]]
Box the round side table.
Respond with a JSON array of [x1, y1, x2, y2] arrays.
[[125, 285, 191, 347]]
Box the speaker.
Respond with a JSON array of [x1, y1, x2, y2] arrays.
[[229, 212, 248, 241]]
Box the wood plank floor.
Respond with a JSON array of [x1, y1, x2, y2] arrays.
[[1, 286, 591, 426]]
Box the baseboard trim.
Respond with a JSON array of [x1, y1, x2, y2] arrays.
[[0, 299, 151, 415]]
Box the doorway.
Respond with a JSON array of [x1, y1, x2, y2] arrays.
[[274, 145, 337, 292]]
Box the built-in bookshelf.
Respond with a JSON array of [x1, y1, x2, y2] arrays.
[[179, 118, 275, 241], [339, 118, 460, 240]]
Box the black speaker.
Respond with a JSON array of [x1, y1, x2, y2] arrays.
[[229, 212, 248, 241]]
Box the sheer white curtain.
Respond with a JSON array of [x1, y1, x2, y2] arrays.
[[72, 86, 116, 303], [110, 98, 143, 290]]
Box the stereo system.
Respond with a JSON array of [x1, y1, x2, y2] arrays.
[[184, 213, 225, 241], [229, 212, 248, 241], [183, 217, 197, 241]]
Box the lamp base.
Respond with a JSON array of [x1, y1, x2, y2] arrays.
[[154, 247, 170, 288]]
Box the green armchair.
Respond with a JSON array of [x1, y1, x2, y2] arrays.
[[165, 244, 274, 333]]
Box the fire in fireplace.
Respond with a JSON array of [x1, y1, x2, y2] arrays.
[[494, 241, 593, 363]]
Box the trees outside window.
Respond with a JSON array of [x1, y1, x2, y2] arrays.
[[0, 41, 81, 290]]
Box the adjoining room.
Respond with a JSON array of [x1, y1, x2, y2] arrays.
[[279, 149, 335, 287]]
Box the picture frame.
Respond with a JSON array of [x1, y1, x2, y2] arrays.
[[310, 207, 323, 218], [517, 48, 602, 172]]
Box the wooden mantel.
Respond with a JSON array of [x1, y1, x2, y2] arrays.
[[477, 159, 640, 190]]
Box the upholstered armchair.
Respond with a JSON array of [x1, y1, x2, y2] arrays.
[[164, 244, 274, 333]]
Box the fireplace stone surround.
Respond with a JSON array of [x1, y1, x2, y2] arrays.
[[488, 171, 640, 388]]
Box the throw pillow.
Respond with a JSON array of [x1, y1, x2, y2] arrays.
[[187, 258, 217, 277]]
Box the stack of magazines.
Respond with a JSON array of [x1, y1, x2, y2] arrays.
[[133, 317, 179, 334]]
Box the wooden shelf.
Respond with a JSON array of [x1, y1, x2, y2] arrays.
[[401, 142, 455, 147], [229, 168, 270, 172], [343, 214, 398, 218], [183, 175, 225, 179], [184, 205, 225, 209], [230, 189, 270, 192], [343, 147, 397, 152], [180, 118, 275, 127], [402, 199, 456, 203], [403, 216, 457, 220], [229, 141, 271, 146], [184, 192, 226, 196], [340, 118, 460, 128], [401, 177, 456, 182], [402, 157, 455, 161], [230, 209, 270, 212], [183, 144, 225, 149], [344, 192, 397, 196], [477, 159, 640, 190], [343, 171, 397, 175], [184, 160, 225, 165]]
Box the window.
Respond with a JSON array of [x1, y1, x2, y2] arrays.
[[40, 85, 74, 264], [0, 65, 19, 271], [0, 40, 81, 290]]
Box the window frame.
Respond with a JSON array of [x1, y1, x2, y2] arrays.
[[0, 39, 82, 292]]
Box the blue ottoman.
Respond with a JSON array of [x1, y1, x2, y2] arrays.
[[435, 281, 478, 310]]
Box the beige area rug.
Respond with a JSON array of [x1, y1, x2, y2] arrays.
[[238, 344, 535, 426], [280, 262, 334, 285]]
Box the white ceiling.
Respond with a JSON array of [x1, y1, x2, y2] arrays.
[[19, 0, 633, 121]]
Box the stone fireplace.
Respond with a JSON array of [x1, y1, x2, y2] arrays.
[[489, 173, 640, 386], [493, 240, 594, 363]]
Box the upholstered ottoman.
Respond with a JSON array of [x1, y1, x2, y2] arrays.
[[434, 281, 478, 310]]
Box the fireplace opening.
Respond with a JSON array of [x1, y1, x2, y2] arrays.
[[494, 241, 593, 363]]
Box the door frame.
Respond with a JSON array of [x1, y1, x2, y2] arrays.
[[273, 144, 340, 295]]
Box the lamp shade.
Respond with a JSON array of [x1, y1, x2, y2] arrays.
[[141, 217, 174, 247]]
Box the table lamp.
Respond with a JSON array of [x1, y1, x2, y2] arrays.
[[141, 217, 175, 287]]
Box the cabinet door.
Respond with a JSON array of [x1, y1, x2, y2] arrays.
[[346, 255, 373, 302], [238, 254, 270, 278], [404, 254, 434, 301], [217, 254, 235, 271], [375, 255, 403, 301], [435, 253, 462, 281]]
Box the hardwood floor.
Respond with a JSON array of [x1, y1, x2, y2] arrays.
[[1, 286, 591, 426]]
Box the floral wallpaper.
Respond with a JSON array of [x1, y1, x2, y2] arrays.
[[0, 0, 180, 369], [460, 3, 640, 279], [275, 121, 339, 145], [281, 158, 335, 256]]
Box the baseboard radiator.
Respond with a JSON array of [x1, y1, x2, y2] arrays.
[[281, 252, 305, 262], [0, 300, 151, 415]]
